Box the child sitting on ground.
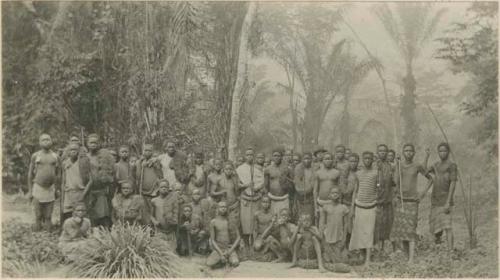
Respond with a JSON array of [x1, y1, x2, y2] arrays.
[[59, 203, 91, 262]]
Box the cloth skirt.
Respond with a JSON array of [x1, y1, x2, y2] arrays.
[[349, 205, 376, 250], [391, 200, 418, 242], [429, 205, 452, 234], [374, 202, 394, 242]]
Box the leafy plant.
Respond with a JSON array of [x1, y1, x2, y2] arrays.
[[68, 223, 180, 278]]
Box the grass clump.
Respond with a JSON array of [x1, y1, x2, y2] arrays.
[[68, 223, 181, 278]]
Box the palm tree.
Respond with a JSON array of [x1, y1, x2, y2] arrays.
[[372, 3, 446, 143]]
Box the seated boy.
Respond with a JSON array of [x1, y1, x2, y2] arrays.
[[206, 201, 241, 269], [290, 213, 326, 272], [58, 203, 91, 262], [111, 181, 145, 225]]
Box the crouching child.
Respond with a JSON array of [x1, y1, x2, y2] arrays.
[[59, 203, 91, 262]]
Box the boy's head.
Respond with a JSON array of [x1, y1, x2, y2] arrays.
[[323, 152, 334, 168], [302, 152, 312, 167], [261, 196, 271, 210], [143, 144, 153, 159], [164, 141, 176, 156], [299, 214, 312, 228], [217, 201, 228, 216], [345, 148, 352, 158], [87, 134, 100, 152], [39, 134, 53, 149], [283, 149, 293, 163], [192, 189, 201, 203], [194, 150, 204, 165], [236, 155, 245, 166], [68, 143, 80, 159], [223, 162, 234, 177], [387, 149, 396, 162], [437, 142, 450, 161], [403, 143, 415, 161], [73, 203, 87, 218], [182, 204, 193, 218], [278, 208, 290, 225], [377, 144, 388, 161], [245, 148, 254, 164], [272, 148, 283, 165], [158, 179, 170, 195], [255, 152, 265, 166], [348, 153, 359, 170], [70, 136, 80, 145], [335, 145, 346, 161], [173, 183, 183, 195], [329, 187, 341, 201], [293, 154, 301, 166], [362, 151, 374, 168], [119, 146, 129, 160], [120, 181, 134, 196], [213, 158, 223, 172]]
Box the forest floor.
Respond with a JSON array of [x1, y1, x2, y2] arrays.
[[2, 186, 498, 278]]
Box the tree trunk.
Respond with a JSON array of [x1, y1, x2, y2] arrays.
[[340, 91, 350, 146], [401, 66, 418, 144], [227, 2, 257, 161]]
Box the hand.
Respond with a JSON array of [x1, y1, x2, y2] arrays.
[[184, 221, 191, 230], [444, 203, 451, 214], [152, 220, 160, 227]]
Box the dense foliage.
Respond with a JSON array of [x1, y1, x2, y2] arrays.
[[436, 2, 498, 155]]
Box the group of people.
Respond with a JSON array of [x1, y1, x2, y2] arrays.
[[27, 132, 458, 270]]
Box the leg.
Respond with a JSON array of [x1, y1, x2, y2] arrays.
[[42, 201, 54, 231], [266, 236, 283, 261], [364, 248, 371, 267], [445, 228, 453, 251], [32, 198, 43, 231], [206, 251, 222, 268], [289, 235, 301, 267], [408, 241, 415, 263], [402, 241, 409, 256], [312, 237, 326, 272]]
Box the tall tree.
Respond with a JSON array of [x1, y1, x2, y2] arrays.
[[373, 3, 446, 144], [227, 2, 257, 161]]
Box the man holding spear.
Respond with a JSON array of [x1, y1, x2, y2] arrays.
[[392, 144, 433, 263]]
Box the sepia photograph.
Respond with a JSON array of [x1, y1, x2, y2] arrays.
[[1, 1, 498, 278]]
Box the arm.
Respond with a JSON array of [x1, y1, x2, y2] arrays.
[[319, 207, 326, 235], [27, 154, 36, 199], [227, 230, 241, 255], [263, 169, 270, 193], [150, 200, 159, 226], [260, 215, 276, 240], [211, 179, 226, 197], [252, 213, 259, 241], [290, 224, 301, 245], [350, 176, 358, 215], [313, 173, 319, 213], [445, 164, 458, 211], [423, 148, 431, 171], [308, 226, 322, 240]]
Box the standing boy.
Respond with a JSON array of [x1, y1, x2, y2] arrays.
[[319, 187, 349, 264], [133, 143, 163, 225], [293, 152, 315, 222], [421, 142, 457, 250], [313, 152, 341, 225], [343, 153, 359, 249], [212, 162, 241, 239], [61, 143, 92, 223], [177, 204, 203, 256], [151, 179, 178, 248], [188, 150, 208, 197], [237, 148, 265, 248], [374, 144, 395, 252], [264, 148, 294, 216], [349, 151, 379, 267], [115, 145, 133, 192], [28, 134, 61, 231], [392, 144, 432, 263]]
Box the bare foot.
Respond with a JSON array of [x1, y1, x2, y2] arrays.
[[288, 263, 298, 269], [363, 261, 371, 268], [319, 267, 327, 273]]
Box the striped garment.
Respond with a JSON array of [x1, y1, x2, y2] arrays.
[[356, 167, 378, 204]]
